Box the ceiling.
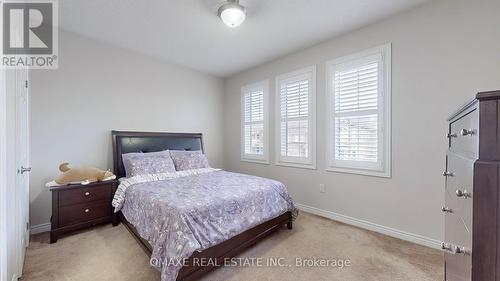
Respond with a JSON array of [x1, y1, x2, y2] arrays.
[[60, 0, 431, 77]]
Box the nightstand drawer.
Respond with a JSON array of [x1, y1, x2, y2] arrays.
[[50, 180, 118, 243], [59, 200, 111, 226], [59, 185, 112, 206]]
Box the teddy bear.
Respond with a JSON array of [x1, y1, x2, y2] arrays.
[[45, 163, 116, 187]]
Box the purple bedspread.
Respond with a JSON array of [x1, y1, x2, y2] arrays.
[[119, 170, 297, 281]]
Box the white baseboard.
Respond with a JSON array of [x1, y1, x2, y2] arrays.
[[30, 222, 51, 235], [296, 203, 441, 250], [30, 208, 440, 249]]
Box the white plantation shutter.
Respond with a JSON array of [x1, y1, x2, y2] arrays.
[[276, 66, 316, 168], [280, 79, 309, 158], [241, 81, 269, 163], [334, 62, 378, 113], [334, 60, 379, 163], [244, 90, 264, 154], [327, 44, 391, 177], [335, 115, 378, 162]]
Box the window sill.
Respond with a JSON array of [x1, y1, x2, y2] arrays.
[[241, 158, 270, 165], [326, 167, 391, 178], [276, 161, 316, 170]]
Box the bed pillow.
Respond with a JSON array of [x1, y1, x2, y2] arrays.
[[122, 150, 176, 177], [169, 150, 210, 171]]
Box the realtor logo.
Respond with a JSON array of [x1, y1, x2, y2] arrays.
[[1, 0, 58, 69]]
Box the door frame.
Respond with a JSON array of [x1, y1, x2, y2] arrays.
[[0, 1, 6, 274], [0, 69, 8, 281], [14, 67, 30, 276]]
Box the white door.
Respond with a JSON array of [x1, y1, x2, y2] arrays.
[[1, 8, 30, 280], [15, 67, 30, 277], [0, 67, 29, 281]]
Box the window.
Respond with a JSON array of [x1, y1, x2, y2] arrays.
[[276, 66, 316, 169], [326, 44, 391, 177], [241, 80, 269, 163]]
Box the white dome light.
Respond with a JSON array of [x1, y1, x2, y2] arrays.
[[218, 1, 246, 28]]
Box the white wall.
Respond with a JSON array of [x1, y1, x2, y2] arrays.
[[224, 0, 500, 244], [29, 31, 225, 227]]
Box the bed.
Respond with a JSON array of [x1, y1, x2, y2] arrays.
[[111, 131, 296, 281]]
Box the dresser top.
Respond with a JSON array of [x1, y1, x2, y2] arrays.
[[447, 98, 478, 122], [477, 90, 500, 101], [49, 180, 117, 191], [447, 90, 500, 121]]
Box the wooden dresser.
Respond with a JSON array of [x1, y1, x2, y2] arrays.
[[49, 180, 118, 243], [443, 90, 500, 280]]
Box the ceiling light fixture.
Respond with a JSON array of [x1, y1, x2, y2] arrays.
[[218, 0, 246, 28]]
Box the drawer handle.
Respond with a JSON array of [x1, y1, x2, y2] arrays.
[[442, 171, 454, 177], [441, 206, 453, 213], [447, 133, 457, 138], [84, 208, 90, 213], [453, 245, 471, 256], [84, 192, 90, 196], [441, 242, 453, 252], [460, 128, 475, 136], [441, 243, 470, 255], [456, 189, 471, 199]]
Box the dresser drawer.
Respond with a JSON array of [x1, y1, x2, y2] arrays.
[[445, 152, 474, 238], [59, 200, 111, 226], [59, 185, 112, 206], [445, 252, 471, 281], [444, 206, 471, 250], [444, 208, 472, 281], [449, 108, 478, 158]]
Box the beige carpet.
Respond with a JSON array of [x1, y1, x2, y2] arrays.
[[22, 212, 443, 281]]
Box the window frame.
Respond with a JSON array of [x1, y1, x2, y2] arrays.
[[240, 80, 270, 164], [325, 44, 391, 178], [275, 66, 317, 169]]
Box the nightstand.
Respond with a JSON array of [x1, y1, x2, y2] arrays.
[[49, 180, 118, 243]]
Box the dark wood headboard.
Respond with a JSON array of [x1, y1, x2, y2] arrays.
[[111, 131, 204, 178]]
